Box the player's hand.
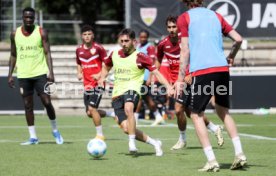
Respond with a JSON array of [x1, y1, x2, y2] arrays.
[[77, 73, 83, 81], [92, 72, 101, 81], [47, 73, 55, 83], [8, 76, 15, 88], [184, 74, 192, 85], [173, 81, 185, 98], [227, 58, 234, 66], [97, 78, 105, 88]]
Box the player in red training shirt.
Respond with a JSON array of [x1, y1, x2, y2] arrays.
[[157, 16, 224, 150], [76, 25, 107, 140]]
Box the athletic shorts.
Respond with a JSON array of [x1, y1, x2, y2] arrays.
[[175, 85, 191, 107], [152, 82, 167, 104], [189, 72, 230, 113], [18, 74, 48, 97], [111, 90, 140, 125], [84, 86, 104, 111]]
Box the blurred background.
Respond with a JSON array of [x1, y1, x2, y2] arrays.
[[1, 0, 276, 115]]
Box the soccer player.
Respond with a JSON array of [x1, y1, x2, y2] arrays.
[[157, 15, 224, 150], [76, 25, 107, 140], [98, 28, 173, 156], [135, 30, 164, 125], [177, 0, 246, 171], [8, 7, 63, 145]]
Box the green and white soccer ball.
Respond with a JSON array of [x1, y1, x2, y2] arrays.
[[87, 138, 107, 158]]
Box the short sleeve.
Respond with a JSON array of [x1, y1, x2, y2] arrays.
[[157, 42, 164, 63], [97, 44, 107, 61], [136, 52, 156, 71], [76, 49, 81, 65], [216, 12, 233, 36], [103, 51, 113, 67], [177, 12, 189, 37]]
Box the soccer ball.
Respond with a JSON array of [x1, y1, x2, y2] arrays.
[[87, 138, 107, 158]]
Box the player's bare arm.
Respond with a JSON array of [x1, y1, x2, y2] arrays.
[[227, 30, 243, 66], [41, 29, 55, 82], [98, 63, 112, 87], [8, 31, 16, 88], [174, 37, 190, 97], [77, 64, 83, 80], [151, 69, 173, 95]]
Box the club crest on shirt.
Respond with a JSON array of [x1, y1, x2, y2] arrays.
[[140, 8, 157, 26], [90, 48, 96, 55]]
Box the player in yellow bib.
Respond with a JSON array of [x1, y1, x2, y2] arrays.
[[98, 29, 173, 156], [8, 7, 63, 145]]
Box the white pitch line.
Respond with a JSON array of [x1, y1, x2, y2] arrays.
[[239, 133, 276, 140]]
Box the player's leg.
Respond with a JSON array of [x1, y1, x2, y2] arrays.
[[151, 83, 166, 125], [171, 102, 187, 150], [120, 120, 163, 156], [190, 75, 219, 172], [203, 115, 224, 147], [35, 75, 63, 144], [85, 87, 105, 139], [214, 72, 246, 169], [18, 78, 39, 145]]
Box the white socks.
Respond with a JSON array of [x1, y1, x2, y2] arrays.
[[28, 126, 37, 139], [106, 111, 115, 117], [146, 136, 157, 146], [50, 120, 58, 132], [232, 137, 243, 155], [203, 146, 216, 161], [207, 122, 219, 133], [154, 110, 163, 120], [179, 130, 186, 142], [96, 125, 103, 137]]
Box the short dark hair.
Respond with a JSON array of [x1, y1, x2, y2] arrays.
[[23, 7, 35, 14], [81, 24, 94, 33], [139, 29, 149, 37], [118, 28, 136, 40], [166, 15, 178, 26]]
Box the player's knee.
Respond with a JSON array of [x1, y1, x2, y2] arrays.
[[86, 111, 92, 117], [175, 106, 183, 116], [124, 107, 134, 117], [24, 104, 33, 112]]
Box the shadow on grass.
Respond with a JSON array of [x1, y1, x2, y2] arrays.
[[89, 157, 108, 161], [220, 163, 256, 171], [119, 152, 156, 158]]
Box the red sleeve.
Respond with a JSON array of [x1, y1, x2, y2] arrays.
[[136, 52, 156, 71], [157, 42, 164, 63], [76, 49, 81, 65], [215, 12, 233, 36], [177, 12, 190, 37], [146, 45, 156, 60], [97, 44, 107, 62], [103, 51, 113, 67]]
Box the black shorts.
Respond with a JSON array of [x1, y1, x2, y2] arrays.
[[175, 85, 191, 107], [140, 81, 151, 100], [111, 90, 140, 125], [18, 74, 48, 97], [84, 86, 104, 111], [189, 72, 230, 113], [152, 82, 167, 104]]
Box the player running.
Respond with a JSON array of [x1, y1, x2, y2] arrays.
[[76, 25, 107, 140], [98, 28, 173, 156]]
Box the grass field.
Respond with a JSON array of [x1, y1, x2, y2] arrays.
[[0, 114, 276, 176]]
